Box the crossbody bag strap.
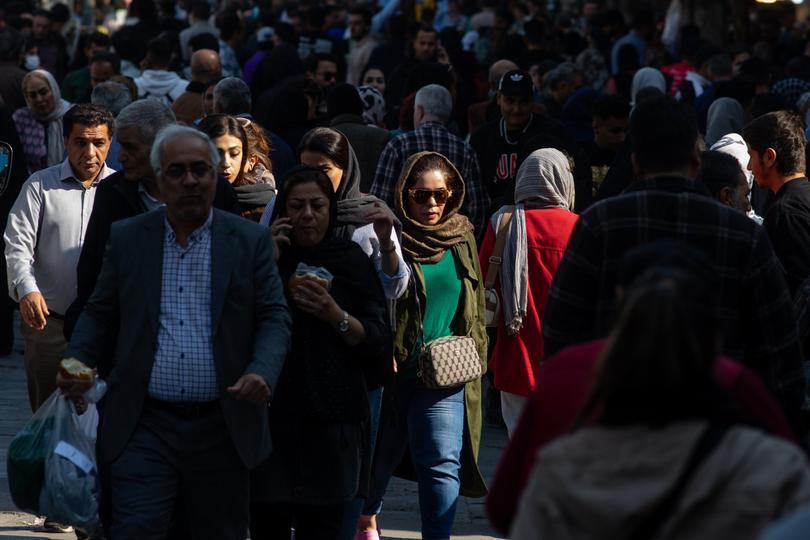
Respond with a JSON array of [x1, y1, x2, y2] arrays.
[[626, 422, 730, 540], [484, 207, 515, 289], [410, 263, 425, 346]]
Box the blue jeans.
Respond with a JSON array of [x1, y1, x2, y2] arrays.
[[337, 387, 384, 540], [363, 380, 465, 540]]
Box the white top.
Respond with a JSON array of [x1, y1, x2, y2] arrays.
[[351, 223, 410, 300], [4, 158, 116, 314]]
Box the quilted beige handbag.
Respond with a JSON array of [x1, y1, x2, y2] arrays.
[[411, 264, 482, 389]]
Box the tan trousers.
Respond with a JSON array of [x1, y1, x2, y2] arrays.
[[21, 316, 67, 412]]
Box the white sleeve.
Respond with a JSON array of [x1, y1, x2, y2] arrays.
[[352, 225, 410, 300], [4, 177, 42, 302]]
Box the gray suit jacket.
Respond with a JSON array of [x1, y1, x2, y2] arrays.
[[66, 208, 291, 469]]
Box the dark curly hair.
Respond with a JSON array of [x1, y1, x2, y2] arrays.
[[743, 110, 806, 176], [62, 103, 116, 139]]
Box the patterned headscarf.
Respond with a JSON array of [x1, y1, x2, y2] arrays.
[[18, 69, 72, 171], [358, 85, 386, 127]]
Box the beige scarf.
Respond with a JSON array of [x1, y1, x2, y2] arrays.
[[394, 151, 473, 264]]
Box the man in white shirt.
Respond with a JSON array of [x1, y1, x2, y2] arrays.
[[5, 103, 116, 412], [345, 7, 378, 86], [135, 37, 189, 106]]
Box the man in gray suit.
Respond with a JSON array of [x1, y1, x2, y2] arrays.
[[62, 124, 291, 539]]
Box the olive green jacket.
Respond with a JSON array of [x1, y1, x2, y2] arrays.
[[392, 231, 488, 497]]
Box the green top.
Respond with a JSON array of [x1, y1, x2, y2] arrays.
[[403, 250, 462, 378], [391, 231, 488, 497]]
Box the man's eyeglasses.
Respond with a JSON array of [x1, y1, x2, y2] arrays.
[[25, 87, 50, 100], [162, 163, 213, 181], [318, 71, 337, 82], [408, 188, 452, 205]]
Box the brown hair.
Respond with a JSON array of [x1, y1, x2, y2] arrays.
[[198, 114, 248, 185], [240, 118, 273, 172]]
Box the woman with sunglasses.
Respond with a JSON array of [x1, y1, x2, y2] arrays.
[[13, 69, 72, 175], [357, 151, 487, 540], [250, 166, 391, 539], [198, 114, 276, 221]]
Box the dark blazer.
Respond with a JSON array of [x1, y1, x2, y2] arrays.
[[64, 171, 240, 342], [66, 209, 292, 469]]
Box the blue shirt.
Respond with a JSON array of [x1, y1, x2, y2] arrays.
[[148, 212, 217, 402]]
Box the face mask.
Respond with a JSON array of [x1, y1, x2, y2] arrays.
[[24, 54, 40, 71]]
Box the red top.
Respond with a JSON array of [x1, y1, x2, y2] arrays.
[[478, 207, 578, 396], [661, 61, 695, 95], [485, 339, 797, 536]]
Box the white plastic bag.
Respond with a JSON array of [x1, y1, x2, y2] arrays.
[[37, 392, 101, 531]]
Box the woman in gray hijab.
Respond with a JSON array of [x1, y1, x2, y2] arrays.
[[478, 148, 579, 436], [705, 97, 745, 147], [630, 67, 666, 106]]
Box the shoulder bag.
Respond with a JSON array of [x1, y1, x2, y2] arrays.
[[484, 208, 514, 328], [411, 263, 482, 389]]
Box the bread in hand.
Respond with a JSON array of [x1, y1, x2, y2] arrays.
[[59, 358, 94, 381]]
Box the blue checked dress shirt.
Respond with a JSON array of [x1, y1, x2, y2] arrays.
[[148, 212, 217, 402]]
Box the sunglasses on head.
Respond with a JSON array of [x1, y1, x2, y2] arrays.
[[408, 188, 452, 204]]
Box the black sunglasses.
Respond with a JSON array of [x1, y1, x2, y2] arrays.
[[408, 188, 452, 204]]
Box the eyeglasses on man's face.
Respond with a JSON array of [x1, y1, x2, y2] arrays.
[[162, 162, 213, 181]]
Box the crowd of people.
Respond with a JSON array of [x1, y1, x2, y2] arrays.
[[5, 0, 810, 539]]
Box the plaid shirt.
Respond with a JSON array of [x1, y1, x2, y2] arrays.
[[371, 121, 489, 235], [543, 176, 807, 426], [148, 213, 217, 402]]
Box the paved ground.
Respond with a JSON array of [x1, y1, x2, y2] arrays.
[[0, 314, 507, 539]]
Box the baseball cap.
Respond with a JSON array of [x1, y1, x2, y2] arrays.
[[257, 26, 275, 44], [498, 70, 533, 98]]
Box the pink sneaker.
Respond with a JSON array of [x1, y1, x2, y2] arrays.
[[355, 529, 381, 540]]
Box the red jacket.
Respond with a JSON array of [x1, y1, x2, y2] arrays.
[[478, 207, 577, 396], [486, 339, 797, 536]]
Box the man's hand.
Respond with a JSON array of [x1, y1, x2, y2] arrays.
[[20, 291, 48, 330], [56, 369, 96, 415], [227, 374, 271, 403]]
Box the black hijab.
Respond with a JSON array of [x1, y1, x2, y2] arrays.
[[272, 166, 387, 421], [273, 165, 349, 267]]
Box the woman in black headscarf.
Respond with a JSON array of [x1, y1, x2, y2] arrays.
[[250, 166, 390, 540]]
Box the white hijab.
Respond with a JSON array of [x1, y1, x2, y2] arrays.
[[491, 148, 575, 335], [23, 69, 72, 167]]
